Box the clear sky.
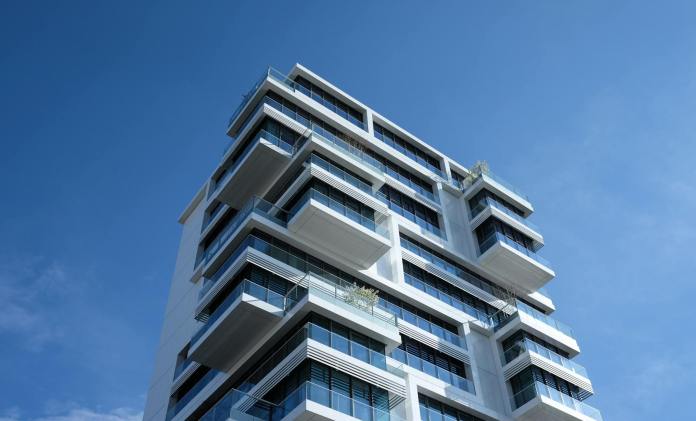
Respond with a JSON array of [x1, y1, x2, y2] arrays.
[[1, 1, 695, 420]]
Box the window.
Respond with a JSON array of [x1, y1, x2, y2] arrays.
[[294, 76, 364, 129], [374, 123, 442, 174]]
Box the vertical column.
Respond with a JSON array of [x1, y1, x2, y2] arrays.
[[403, 373, 421, 421], [365, 109, 375, 136]]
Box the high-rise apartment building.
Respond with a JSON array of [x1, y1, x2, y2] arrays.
[[144, 64, 600, 421]]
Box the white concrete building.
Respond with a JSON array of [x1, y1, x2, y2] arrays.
[[143, 64, 600, 421]]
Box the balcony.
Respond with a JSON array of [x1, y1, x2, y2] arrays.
[[502, 339, 593, 394], [478, 231, 554, 292], [511, 381, 602, 421], [463, 171, 533, 216], [200, 387, 278, 421], [285, 274, 401, 349], [273, 382, 406, 421], [227, 67, 366, 137], [470, 196, 543, 244], [237, 322, 399, 399], [199, 197, 289, 277], [209, 129, 295, 208], [287, 188, 391, 269], [494, 301, 580, 356], [390, 348, 475, 395], [189, 279, 284, 371]]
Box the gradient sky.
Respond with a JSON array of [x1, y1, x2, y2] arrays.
[[1, 1, 695, 420]]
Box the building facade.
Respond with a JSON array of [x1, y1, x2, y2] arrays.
[[143, 64, 600, 421]]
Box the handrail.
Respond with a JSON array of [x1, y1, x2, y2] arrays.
[[502, 338, 588, 378], [510, 381, 601, 420]]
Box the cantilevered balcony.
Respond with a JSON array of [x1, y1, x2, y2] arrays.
[[510, 381, 602, 421], [477, 230, 554, 293], [188, 279, 284, 371], [463, 170, 533, 216], [272, 382, 407, 421], [390, 348, 475, 395], [469, 196, 543, 245], [502, 338, 593, 394], [287, 188, 391, 269], [209, 129, 294, 208], [494, 301, 580, 356]]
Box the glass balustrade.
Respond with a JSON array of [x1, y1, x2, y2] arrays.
[[376, 302, 465, 349], [166, 368, 218, 420], [200, 387, 278, 421], [478, 231, 552, 268], [390, 348, 475, 394], [515, 301, 573, 337], [404, 273, 493, 328], [237, 322, 389, 395], [285, 274, 398, 330], [379, 197, 444, 238], [307, 154, 372, 194], [288, 188, 389, 238], [210, 129, 295, 197], [510, 381, 601, 420], [192, 279, 285, 346], [502, 338, 588, 378], [470, 197, 540, 232], [272, 382, 405, 421], [198, 198, 289, 294]]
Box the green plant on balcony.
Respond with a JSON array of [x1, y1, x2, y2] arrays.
[[344, 283, 379, 310], [462, 160, 490, 188]]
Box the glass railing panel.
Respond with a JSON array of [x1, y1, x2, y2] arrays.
[[380, 199, 444, 238], [307, 154, 372, 194], [288, 188, 389, 238], [516, 301, 573, 337], [199, 387, 279, 421], [481, 171, 529, 202], [273, 382, 406, 421], [390, 349, 475, 395], [478, 231, 552, 269], [199, 198, 290, 298], [166, 368, 218, 420], [173, 356, 195, 380], [212, 129, 295, 196], [192, 279, 284, 346], [404, 273, 493, 328], [469, 197, 540, 232], [285, 274, 397, 329], [510, 382, 601, 420], [502, 339, 588, 378], [306, 323, 388, 370], [400, 237, 514, 303]]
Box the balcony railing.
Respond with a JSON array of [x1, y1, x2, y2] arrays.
[[379, 196, 445, 239], [390, 348, 475, 394], [192, 279, 284, 346], [199, 197, 289, 293], [173, 355, 196, 380], [404, 273, 493, 328], [502, 338, 588, 378], [211, 129, 295, 197], [376, 300, 465, 349], [307, 154, 373, 194], [285, 273, 398, 330], [511, 381, 602, 420], [479, 231, 552, 269], [288, 188, 389, 238], [200, 386, 278, 421], [463, 170, 529, 202], [238, 322, 390, 394], [166, 368, 218, 420], [516, 301, 573, 337], [400, 236, 525, 301], [470, 196, 540, 233], [272, 381, 406, 421]]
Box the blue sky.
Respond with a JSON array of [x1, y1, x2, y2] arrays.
[[1, 1, 695, 420]]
